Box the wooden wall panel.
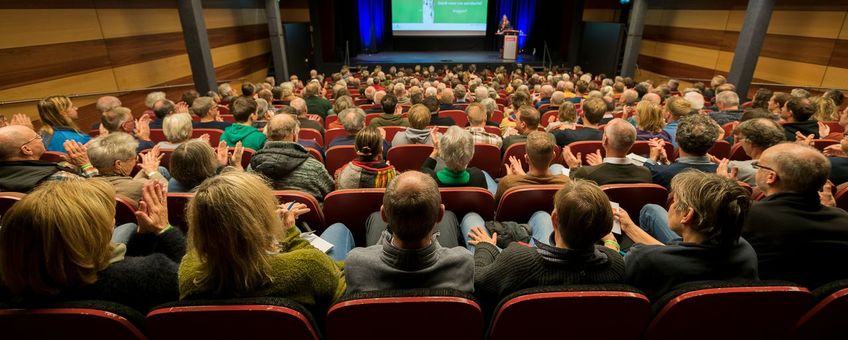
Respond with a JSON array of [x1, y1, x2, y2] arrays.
[[0, 39, 112, 91], [0, 9, 104, 49]]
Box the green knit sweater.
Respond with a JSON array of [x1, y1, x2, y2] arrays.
[[178, 227, 346, 310]]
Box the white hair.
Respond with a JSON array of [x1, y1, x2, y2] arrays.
[[439, 126, 474, 171], [145, 91, 167, 109], [163, 113, 193, 143]]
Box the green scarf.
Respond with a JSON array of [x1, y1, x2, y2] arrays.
[[436, 168, 470, 185]]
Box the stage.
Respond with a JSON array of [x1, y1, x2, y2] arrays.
[[351, 51, 539, 67]]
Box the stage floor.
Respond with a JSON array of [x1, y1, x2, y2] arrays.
[[352, 51, 538, 66]]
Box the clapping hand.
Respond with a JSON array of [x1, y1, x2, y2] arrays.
[[716, 158, 738, 179], [62, 140, 90, 166], [562, 146, 582, 168], [276, 202, 310, 231], [586, 149, 603, 166], [135, 181, 170, 234]]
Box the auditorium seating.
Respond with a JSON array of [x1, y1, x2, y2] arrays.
[[298, 128, 324, 147], [273, 190, 326, 233], [365, 113, 381, 125], [792, 280, 848, 339], [0, 191, 25, 216], [565, 141, 605, 165], [812, 139, 838, 152], [709, 139, 731, 159], [115, 194, 137, 226], [600, 184, 669, 223], [146, 297, 319, 340], [822, 121, 844, 134], [439, 109, 468, 127], [218, 114, 235, 122], [0, 300, 146, 340], [326, 289, 483, 340], [495, 185, 562, 222], [645, 281, 813, 340], [728, 142, 751, 161], [467, 144, 503, 177], [488, 285, 651, 340], [324, 128, 348, 145], [382, 126, 407, 142], [440, 187, 496, 221], [323, 188, 385, 246], [166, 192, 193, 233], [835, 184, 848, 211], [325, 114, 340, 128], [387, 144, 434, 172], [325, 145, 357, 176], [39, 151, 66, 163], [631, 141, 674, 160], [502, 143, 530, 173], [307, 147, 324, 163], [540, 110, 558, 127], [191, 128, 224, 146], [149, 129, 167, 143]]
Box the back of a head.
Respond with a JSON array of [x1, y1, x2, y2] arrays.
[[96, 96, 122, 114], [636, 100, 664, 133], [764, 143, 830, 194], [439, 126, 474, 171], [339, 107, 367, 133], [786, 96, 815, 121], [101, 107, 132, 132], [87, 132, 138, 174], [676, 114, 720, 156], [289, 97, 307, 115], [525, 131, 555, 169], [670, 171, 750, 246], [304, 82, 320, 97], [333, 95, 355, 113], [716, 91, 740, 109], [241, 82, 256, 97], [383, 171, 441, 243], [0, 178, 116, 296], [355, 125, 383, 161], [170, 139, 218, 188], [665, 96, 692, 119], [217, 83, 234, 97], [190, 97, 215, 118], [408, 104, 431, 129], [153, 99, 175, 120], [518, 105, 541, 130], [265, 113, 299, 141], [381, 94, 398, 114], [37, 95, 77, 133], [230, 96, 257, 123], [557, 102, 577, 123], [163, 112, 194, 143], [582, 97, 607, 125], [145, 91, 167, 109], [604, 118, 637, 153], [735, 118, 785, 150], [465, 102, 487, 126], [511, 91, 529, 109], [554, 180, 613, 250], [182, 90, 200, 106], [423, 96, 440, 113], [440, 88, 455, 104], [752, 88, 773, 109], [188, 171, 282, 295], [683, 91, 705, 110]]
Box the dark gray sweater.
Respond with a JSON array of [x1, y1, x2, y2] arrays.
[[344, 231, 474, 294]]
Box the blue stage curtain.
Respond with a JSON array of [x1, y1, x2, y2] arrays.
[[497, 0, 536, 49], [358, 0, 385, 52]]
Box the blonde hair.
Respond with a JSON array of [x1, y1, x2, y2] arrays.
[[636, 100, 665, 133], [812, 96, 838, 122], [557, 101, 577, 123], [37, 95, 79, 135], [408, 104, 431, 129], [0, 179, 116, 296], [187, 171, 283, 296]]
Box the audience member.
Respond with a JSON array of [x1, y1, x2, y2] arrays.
[[720, 118, 785, 186], [780, 96, 819, 140], [662, 96, 692, 148], [37, 95, 91, 151], [168, 139, 243, 193], [425, 96, 456, 126], [645, 115, 719, 188], [420, 126, 489, 189], [221, 97, 267, 151], [150, 99, 177, 129], [635, 101, 672, 142], [545, 102, 577, 132], [391, 104, 431, 145], [190, 96, 232, 130], [495, 131, 570, 202], [303, 82, 332, 118], [465, 102, 502, 147], [100, 106, 155, 153], [742, 88, 775, 122], [86, 133, 167, 206], [501, 105, 542, 154], [289, 97, 325, 135], [158, 113, 193, 149], [370, 94, 409, 128], [564, 118, 652, 185], [553, 97, 605, 147], [710, 91, 744, 126], [336, 125, 398, 189], [0, 125, 97, 192]]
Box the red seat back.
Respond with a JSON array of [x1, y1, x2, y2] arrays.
[[323, 188, 385, 246], [306, 147, 324, 163], [382, 126, 407, 142], [387, 144, 434, 172], [365, 113, 381, 125], [218, 114, 235, 122], [600, 184, 669, 223], [631, 141, 673, 159], [192, 128, 224, 146], [439, 110, 468, 127], [495, 185, 562, 222], [324, 128, 349, 146], [540, 110, 558, 127], [440, 187, 495, 221], [0, 304, 145, 340], [326, 295, 482, 340], [823, 121, 844, 134], [793, 284, 848, 339], [728, 143, 750, 161], [709, 139, 731, 159], [166, 193, 193, 233], [0, 192, 25, 217], [489, 287, 650, 340], [835, 185, 848, 211], [39, 151, 66, 163], [325, 114, 340, 128], [646, 284, 813, 340], [325, 146, 358, 177], [147, 302, 318, 340], [565, 141, 605, 165], [149, 129, 167, 143], [115, 195, 137, 226], [272, 190, 325, 232], [812, 139, 839, 152], [468, 144, 503, 178], [491, 110, 504, 123], [298, 128, 324, 147], [502, 143, 529, 173], [722, 121, 739, 141], [484, 125, 502, 135]]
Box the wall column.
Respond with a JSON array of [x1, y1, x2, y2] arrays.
[[621, 0, 646, 78], [727, 0, 774, 98], [566, 0, 585, 67], [266, 0, 289, 83], [177, 0, 217, 93]]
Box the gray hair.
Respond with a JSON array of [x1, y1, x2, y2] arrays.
[[163, 113, 193, 143], [289, 97, 307, 115], [551, 91, 565, 105], [605, 118, 636, 152], [475, 86, 489, 102], [339, 107, 366, 133], [767, 143, 831, 193], [480, 98, 497, 115], [716, 91, 740, 108], [87, 132, 138, 174], [255, 98, 270, 117], [217, 83, 234, 97], [735, 118, 784, 149], [684, 91, 705, 110], [439, 126, 474, 171], [96, 96, 122, 113], [145, 91, 167, 109], [265, 113, 299, 140], [190, 97, 216, 118]]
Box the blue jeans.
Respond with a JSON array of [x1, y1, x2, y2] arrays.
[[112, 223, 137, 244], [548, 164, 567, 176], [320, 223, 355, 261], [482, 170, 498, 195], [638, 204, 682, 244], [460, 211, 554, 253]]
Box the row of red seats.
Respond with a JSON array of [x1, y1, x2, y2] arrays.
[[1, 280, 845, 340]]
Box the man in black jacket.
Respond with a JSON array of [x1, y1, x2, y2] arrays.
[[0, 125, 97, 192], [743, 142, 848, 288], [780, 96, 819, 141]]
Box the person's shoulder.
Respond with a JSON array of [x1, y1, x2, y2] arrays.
[[344, 245, 383, 265]]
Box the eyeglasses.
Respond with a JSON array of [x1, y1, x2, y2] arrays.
[[751, 160, 775, 172], [19, 135, 42, 149]]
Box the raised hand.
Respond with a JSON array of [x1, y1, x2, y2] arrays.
[[586, 149, 603, 166], [716, 158, 738, 179], [135, 181, 170, 233], [62, 140, 91, 166], [820, 180, 836, 207], [174, 101, 189, 114], [508, 155, 526, 176], [230, 141, 244, 169], [139, 144, 162, 174], [818, 121, 831, 139], [562, 146, 582, 168], [10, 113, 34, 130], [136, 114, 151, 141]]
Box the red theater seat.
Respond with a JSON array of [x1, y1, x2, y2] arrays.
[[387, 144, 434, 172], [709, 139, 731, 159], [728, 143, 750, 161], [489, 285, 651, 340], [468, 144, 502, 178], [601, 184, 669, 224], [793, 280, 848, 339], [191, 128, 224, 146], [298, 128, 324, 147], [40, 151, 66, 163], [324, 128, 349, 146], [502, 143, 529, 173], [564, 141, 605, 166], [149, 129, 167, 143], [495, 184, 562, 222], [166, 193, 193, 233], [325, 145, 357, 177], [323, 188, 385, 246], [0, 192, 25, 216], [0, 300, 145, 340], [835, 184, 848, 211], [439, 110, 468, 127], [146, 297, 318, 340], [115, 195, 137, 226], [382, 126, 407, 142], [440, 187, 496, 221], [272, 190, 325, 233]]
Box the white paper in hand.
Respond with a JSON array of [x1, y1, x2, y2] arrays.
[[301, 232, 334, 253], [610, 201, 622, 234]]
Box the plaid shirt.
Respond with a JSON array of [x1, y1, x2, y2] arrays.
[[48, 162, 99, 181], [467, 127, 503, 148]]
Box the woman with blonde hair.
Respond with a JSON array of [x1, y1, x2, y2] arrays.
[[635, 100, 672, 142], [0, 179, 185, 312], [37, 95, 91, 151], [178, 171, 351, 310], [546, 101, 578, 132], [812, 96, 838, 122], [336, 125, 398, 189]]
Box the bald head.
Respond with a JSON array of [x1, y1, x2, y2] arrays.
[[604, 118, 637, 154], [265, 113, 299, 141], [760, 143, 830, 194], [642, 93, 661, 105], [0, 125, 43, 161], [382, 171, 443, 244], [289, 97, 307, 115]]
